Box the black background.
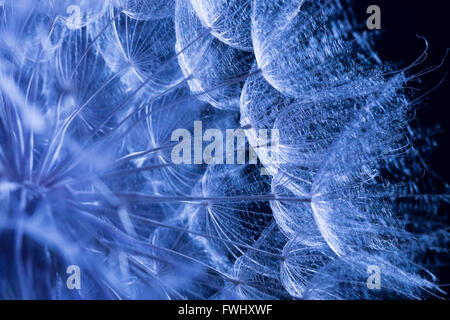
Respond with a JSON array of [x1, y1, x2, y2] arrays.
[[353, 0, 449, 181]]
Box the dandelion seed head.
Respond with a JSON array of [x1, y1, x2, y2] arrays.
[[0, 0, 447, 300]]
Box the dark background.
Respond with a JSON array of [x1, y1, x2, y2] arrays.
[[353, 0, 449, 181], [353, 0, 449, 294]]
